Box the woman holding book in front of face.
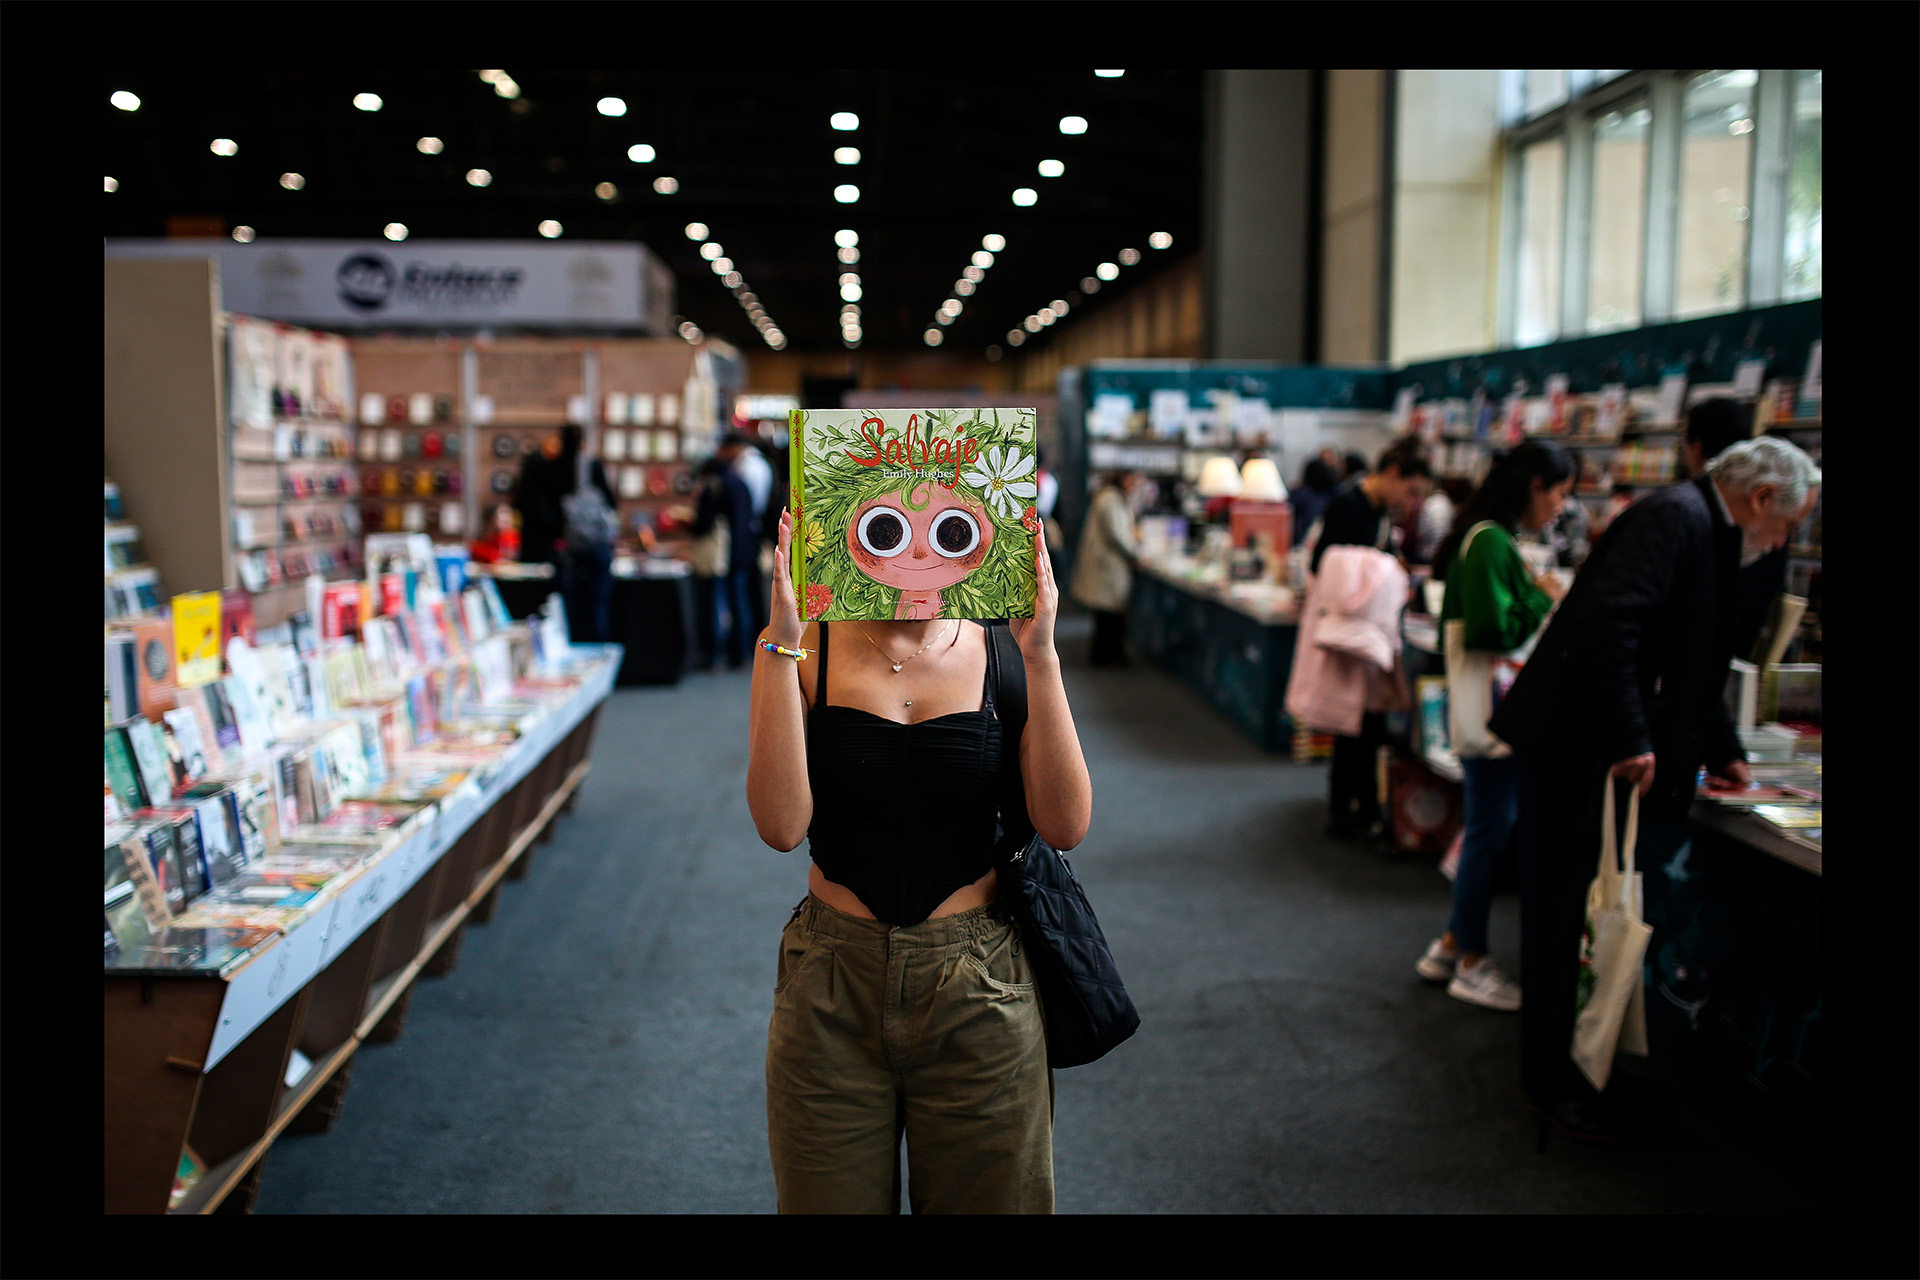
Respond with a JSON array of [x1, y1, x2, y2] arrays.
[[1414, 440, 1573, 1013], [745, 498, 1092, 1214]]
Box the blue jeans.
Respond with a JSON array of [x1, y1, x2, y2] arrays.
[[1447, 754, 1518, 956], [713, 567, 754, 666], [565, 546, 614, 643]]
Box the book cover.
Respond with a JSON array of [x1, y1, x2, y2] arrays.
[[194, 795, 248, 887], [788, 407, 1039, 621], [106, 830, 170, 942], [220, 588, 257, 653], [106, 631, 141, 723], [137, 818, 189, 915], [125, 718, 177, 809], [131, 616, 179, 722], [172, 591, 225, 688], [105, 726, 150, 811], [161, 709, 211, 787], [1751, 803, 1822, 830]]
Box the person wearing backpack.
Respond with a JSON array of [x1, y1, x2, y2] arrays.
[[552, 423, 620, 642]]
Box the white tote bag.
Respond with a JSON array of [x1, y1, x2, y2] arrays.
[[1442, 522, 1534, 760], [1571, 778, 1652, 1091]]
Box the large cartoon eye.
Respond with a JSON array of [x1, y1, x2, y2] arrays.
[[856, 506, 909, 557], [930, 509, 981, 558]]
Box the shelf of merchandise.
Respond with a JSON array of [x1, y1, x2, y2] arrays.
[[352, 337, 470, 544], [104, 644, 622, 1215]]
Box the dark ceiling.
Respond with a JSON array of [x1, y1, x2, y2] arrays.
[[103, 68, 1205, 356]]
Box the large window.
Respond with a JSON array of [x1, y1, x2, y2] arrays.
[[1784, 70, 1822, 300], [1675, 70, 1756, 319], [1514, 138, 1565, 347], [1587, 100, 1649, 332], [1498, 69, 1821, 345]]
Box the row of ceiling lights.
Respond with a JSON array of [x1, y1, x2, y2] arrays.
[[996, 233, 1174, 355], [684, 221, 787, 351], [105, 74, 685, 243]]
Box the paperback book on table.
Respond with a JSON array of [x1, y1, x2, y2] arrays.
[[788, 408, 1039, 622]]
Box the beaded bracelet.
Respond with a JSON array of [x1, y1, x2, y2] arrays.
[[759, 640, 812, 660]]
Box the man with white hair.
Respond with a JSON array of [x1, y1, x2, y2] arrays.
[[1487, 435, 1821, 1142]]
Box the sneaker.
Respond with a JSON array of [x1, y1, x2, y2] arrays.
[[1415, 937, 1458, 983], [1448, 957, 1522, 1011]]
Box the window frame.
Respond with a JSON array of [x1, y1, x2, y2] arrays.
[[1495, 69, 1812, 348]]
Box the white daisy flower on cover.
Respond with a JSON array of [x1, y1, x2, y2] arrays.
[[961, 444, 1037, 519]]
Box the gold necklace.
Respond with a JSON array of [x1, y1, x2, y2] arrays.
[[858, 620, 954, 673]]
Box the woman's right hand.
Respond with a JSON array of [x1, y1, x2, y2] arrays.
[[767, 507, 805, 647], [1533, 570, 1567, 604]]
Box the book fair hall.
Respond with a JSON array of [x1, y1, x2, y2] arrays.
[[99, 65, 1877, 1235]]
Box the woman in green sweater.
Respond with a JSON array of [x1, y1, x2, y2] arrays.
[[1416, 440, 1574, 1011]]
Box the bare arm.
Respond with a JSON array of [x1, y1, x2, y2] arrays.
[[746, 509, 813, 850], [1009, 523, 1093, 850]]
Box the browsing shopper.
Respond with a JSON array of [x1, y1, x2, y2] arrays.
[[1489, 436, 1820, 1141], [1311, 437, 1433, 841], [1414, 441, 1573, 1011], [745, 507, 1092, 1213]]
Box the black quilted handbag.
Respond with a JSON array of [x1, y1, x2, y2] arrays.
[[988, 625, 1141, 1069]]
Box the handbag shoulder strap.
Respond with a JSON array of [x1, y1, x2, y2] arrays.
[[1459, 519, 1503, 560], [1597, 776, 1641, 891], [987, 623, 1035, 848]]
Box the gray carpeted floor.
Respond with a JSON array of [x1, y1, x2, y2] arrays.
[[254, 614, 1818, 1215]]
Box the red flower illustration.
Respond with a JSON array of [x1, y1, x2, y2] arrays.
[[805, 583, 833, 620], [1021, 505, 1041, 534]]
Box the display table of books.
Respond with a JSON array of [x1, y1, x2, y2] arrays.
[[104, 586, 621, 1214], [1128, 555, 1301, 754]]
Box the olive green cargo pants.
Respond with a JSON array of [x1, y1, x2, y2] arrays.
[[765, 894, 1054, 1214]]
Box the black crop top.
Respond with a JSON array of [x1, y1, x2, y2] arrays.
[[805, 622, 1006, 926]]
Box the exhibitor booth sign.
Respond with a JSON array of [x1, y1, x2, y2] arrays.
[[103, 238, 674, 332]]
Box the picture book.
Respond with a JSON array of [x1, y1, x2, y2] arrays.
[[131, 615, 179, 723], [105, 726, 150, 811], [162, 708, 211, 785], [172, 591, 225, 688], [125, 718, 177, 809], [788, 408, 1039, 621]]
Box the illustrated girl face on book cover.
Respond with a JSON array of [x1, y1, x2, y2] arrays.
[[792, 408, 1039, 622]]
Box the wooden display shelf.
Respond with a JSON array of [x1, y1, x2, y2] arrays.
[[106, 682, 612, 1215]]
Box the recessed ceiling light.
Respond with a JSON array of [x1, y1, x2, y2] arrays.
[[595, 182, 618, 200], [963, 266, 984, 282], [417, 137, 444, 155], [105, 175, 119, 193], [1081, 276, 1101, 293], [597, 97, 627, 117], [955, 280, 976, 296], [280, 172, 306, 191], [839, 272, 860, 286], [701, 242, 724, 260], [354, 93, 383, 112], [685, 222, 709, 240], [972, 251, 994, 269], [1050, 299, 1069, 314], [1038, 159, 1065, 178], [835, 147, 861, 165], [1012, 188, 1037, 206], [835, 229, 859, 248], [629, 143, 657, 163], [1149, 231, 1173, 249], [1096, 262, 1119, 280], [539, 220, 563, 238], [1119, 247, 1141, 265], [710, 257, 733, 274], [831, 112, 859, 131], [1059, 116, 1088, 135], [834, 184, 860, 204], [941, 299, 963, 316], [653, 176, 679, 194], [466, 168, 492, 187], [111, 90, 141, 112], [1008, 330, 1026, 346], [723, 271, 743, 288], [837, 246, 860, 264], [841, 283, 862, 301], [1095, 70, 1125, 78], [924, 329, 943, 346], [983, 234, 1006, 252], [210, 139, 239, 157], [232, 225, 256, 242], [385, 223, 409, 241]]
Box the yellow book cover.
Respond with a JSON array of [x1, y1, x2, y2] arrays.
[[172, 592, 224, 688]]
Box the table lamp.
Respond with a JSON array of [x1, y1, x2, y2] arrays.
[[1239, 457, 1287, 502], [1197, 455, 1243, 498]]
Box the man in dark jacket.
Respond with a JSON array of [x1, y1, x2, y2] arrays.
[[1489, 436, 1820, 1140], [1683, 397, 1792, 658]]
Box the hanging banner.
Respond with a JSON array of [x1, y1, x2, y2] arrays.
[[103, 239, 674, 333]]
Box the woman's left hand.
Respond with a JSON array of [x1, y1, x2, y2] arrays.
[[1010, 520, 1058, 663]]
